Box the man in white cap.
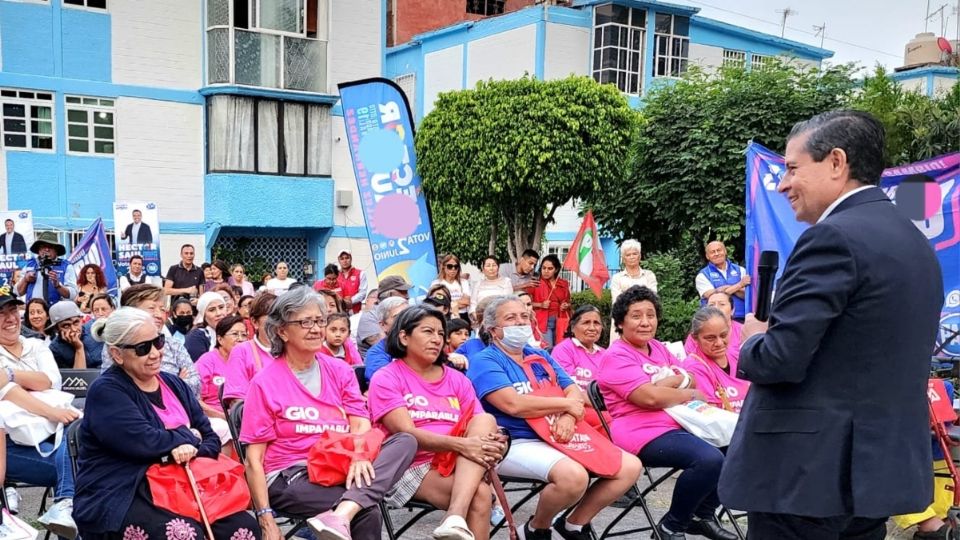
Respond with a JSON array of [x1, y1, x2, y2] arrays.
[[47, 300, 103, 369], [336, 249, 367, 314]]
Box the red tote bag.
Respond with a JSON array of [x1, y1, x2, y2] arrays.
[[307, 429, 386, 486], [520, 355, 622, 477], [146, 455, 251, 523]]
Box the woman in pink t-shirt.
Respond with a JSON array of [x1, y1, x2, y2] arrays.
[[369, 306, 504, 540], [682, 307, 750, 413], [221, 292, 277, 406], [551, 305, 607, 393], [684, 292, 743, 357], [597, 286, 736, 540], [195, 315, 248, 415], [240, 288, 416, 540]]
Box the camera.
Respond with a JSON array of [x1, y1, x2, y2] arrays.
[[38, 254, 64, 274]]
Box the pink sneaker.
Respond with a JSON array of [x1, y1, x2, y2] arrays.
[[307, 510, 352, 540]]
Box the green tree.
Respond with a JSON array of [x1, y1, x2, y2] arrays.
[[416, 76, 637, 262], [852, 67, 960, 164], [429, 199, 509, 265], [588, 61, 857, 290]]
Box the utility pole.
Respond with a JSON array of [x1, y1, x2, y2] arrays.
[[812, 22, 826, 48], [927, 3, 948, 35], [776, 7, 797, 38]]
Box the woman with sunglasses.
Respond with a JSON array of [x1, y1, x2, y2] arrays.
[[431, 254, 471, 321], [76, 307, 261, 540], [241, 287, 416, 540]]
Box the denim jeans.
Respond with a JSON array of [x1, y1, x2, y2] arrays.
[[6, 435, 75, 499], [638, 429, 725, 532], [544, 315, 557, 347]]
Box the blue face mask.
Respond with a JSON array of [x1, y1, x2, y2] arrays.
[[499, 325, 532, 350]]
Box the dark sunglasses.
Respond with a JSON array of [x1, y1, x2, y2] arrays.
[[117, 334, 165, 356], [445, 264, 460, 269]]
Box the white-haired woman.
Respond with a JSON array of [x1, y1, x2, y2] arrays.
[[610, 239, 658, 307], [74, 307, 260, 540], [184, 292, 228, 361]]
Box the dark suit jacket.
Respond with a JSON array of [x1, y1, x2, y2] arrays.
[[122, 222, 153, 244], [1, 231, 26, 254], [719, 187, 943, 518]]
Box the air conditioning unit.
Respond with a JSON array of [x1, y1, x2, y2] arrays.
[[336, 190, 353, 208]]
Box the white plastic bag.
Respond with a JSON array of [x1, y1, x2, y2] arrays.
[[0, 388, 77, 457], [665, 399, 739, 447], [0, 508, 40, 540]]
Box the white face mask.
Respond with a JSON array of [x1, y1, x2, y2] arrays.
[[499, 325, 532, 350]]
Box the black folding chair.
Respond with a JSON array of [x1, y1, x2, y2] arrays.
[[225, 401, 306, 539]]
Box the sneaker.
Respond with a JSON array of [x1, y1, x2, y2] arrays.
[[552, 517, 595, 540], [523, 519, 552, 540], [38, 498, 78, 540], [307, 510, 352, 540], [3, 486, 19, 515], [490, 503, 505, 526]]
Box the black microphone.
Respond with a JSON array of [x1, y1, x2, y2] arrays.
[[754, 250, 779, 322]]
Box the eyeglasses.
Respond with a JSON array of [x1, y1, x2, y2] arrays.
[[118, 334, 165, 356], [287, 317, 326, 329], [445, 264, 460, 269], [225, 331, 248, 339]]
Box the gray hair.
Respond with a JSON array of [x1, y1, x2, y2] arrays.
[[377, 296, 408, 324], [689, 306, 728, 337], [91, 307, 154, 347], [481, 295, 522, 333], [264, 287, 327, 356], [620, 239, 642, 259]]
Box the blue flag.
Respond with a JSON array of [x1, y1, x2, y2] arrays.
[[68, 218, 119, 297], [337, 78, 438, 295], [745, 142, 960, 356]]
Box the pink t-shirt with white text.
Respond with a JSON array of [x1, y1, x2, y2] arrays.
[[240, 355, 369, 475], [368, 361, 483, 467], [598, 339, 681, 454], [681, 353, 750, 413], [222, 338, 277, 402], [152, 378, 191, 430], [550, 338, 606, 393], [195, 349, 230, 409]]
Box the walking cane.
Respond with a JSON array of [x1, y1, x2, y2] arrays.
[[184, 462, 217, 540], [486, 470, 519, 540]]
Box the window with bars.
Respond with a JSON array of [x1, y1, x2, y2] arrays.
[[66, 96, 115, 155], [592, 4, 645, 95], [207, 0, 329, 92], [1, 89, 54, 151], [653, 13, 689, 77], [207, 94, 332, 176], [394, 73, 416, 117], [751, 54, 771, 70], [466, 0, 504, 16], [723, 49, 746, 68]]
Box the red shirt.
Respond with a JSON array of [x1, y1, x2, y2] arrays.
[[337, 267, 362, 313]]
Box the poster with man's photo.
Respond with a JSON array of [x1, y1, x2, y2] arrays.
[[0, 210, 35, 289], [113, 201, 162, 277]]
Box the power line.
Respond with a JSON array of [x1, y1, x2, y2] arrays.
[[683, 0, 903, 59]]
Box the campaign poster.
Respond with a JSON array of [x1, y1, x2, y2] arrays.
[[0, 210, 34, 289], [113, 201, 162, 277]]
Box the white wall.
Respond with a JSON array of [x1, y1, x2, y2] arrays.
[[899, 76, 926, 94], [467, 25, 537, 86], [933, 76, 958, 96], [159, 233, 206, 270], [550, 201, 583, 233], [329, 0, 381, 91], [689, 43, 725, 71], [544, 23, 589, 80], [423, 45, 463, 116], [111, 0, 202, 89], [328, 115, 374, 278], [114, 98, 204, 222]]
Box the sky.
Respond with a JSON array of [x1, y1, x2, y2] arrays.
[[672, 0, 960, 73]]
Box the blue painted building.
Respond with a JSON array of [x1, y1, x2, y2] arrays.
[[384, 0, 833, 282], [0, 0, 383, 281]]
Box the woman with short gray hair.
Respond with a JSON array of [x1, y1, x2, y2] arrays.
[[610, 239, 658, 311], [240, 287, 416, 540]]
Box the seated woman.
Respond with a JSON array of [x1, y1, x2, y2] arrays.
[[196, 315, 248, 421], [75, 307, 260, 540], [597, 286, 736, 540], [222, 293, 277, 405], [184, 292, 228, 361], [320, 312, 361, 366], [313, 264, 342, 295], [682, 307, 750, 413], [369, 306, 504, 540], [240, 287, 416, 540], [212, 282, 240, 316], [684, 292, 742, 355], [23, 297, 53, 342], [467, 296, 641, 540], [551, 305, 606, 393]]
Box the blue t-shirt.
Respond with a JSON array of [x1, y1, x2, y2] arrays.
[[364, 339, 391, 383], [466, 343, 575, 440], [455, 338, 486, 359]]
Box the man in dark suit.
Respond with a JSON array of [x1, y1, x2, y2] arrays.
[[120, 209, 153, 244], [1, 219, 26, 254], [719, 110, 944, 539]]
